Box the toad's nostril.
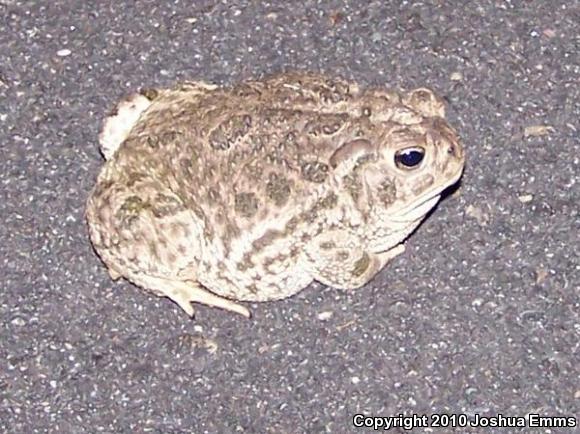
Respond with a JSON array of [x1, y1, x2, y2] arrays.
[[447, 144, 456, 157]]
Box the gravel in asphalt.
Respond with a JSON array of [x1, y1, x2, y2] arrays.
[[0, 1, 578, 433]]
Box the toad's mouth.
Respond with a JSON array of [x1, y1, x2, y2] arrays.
[[386, 166, 464, 223], [388, 194, 442, 223]]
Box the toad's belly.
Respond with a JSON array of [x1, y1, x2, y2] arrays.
[[197, 253, 313, 302]]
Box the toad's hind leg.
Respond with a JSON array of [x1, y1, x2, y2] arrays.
[[99, 92, 154, 160], [133, 275, 251, 318], [86, 174, 250, 318]]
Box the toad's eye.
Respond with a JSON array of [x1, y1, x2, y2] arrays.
[[394, 147, 425, 169]]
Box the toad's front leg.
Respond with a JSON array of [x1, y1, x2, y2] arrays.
[[303, 230, 405, 290]]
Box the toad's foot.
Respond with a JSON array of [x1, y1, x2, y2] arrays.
[[99, 92, 153, 160], [135, 275, 251, 318]]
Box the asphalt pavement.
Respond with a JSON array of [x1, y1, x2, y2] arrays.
[[0, 1, 578, 433]]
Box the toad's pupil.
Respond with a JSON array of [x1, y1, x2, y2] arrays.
[[395, 147, 425, 168]]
